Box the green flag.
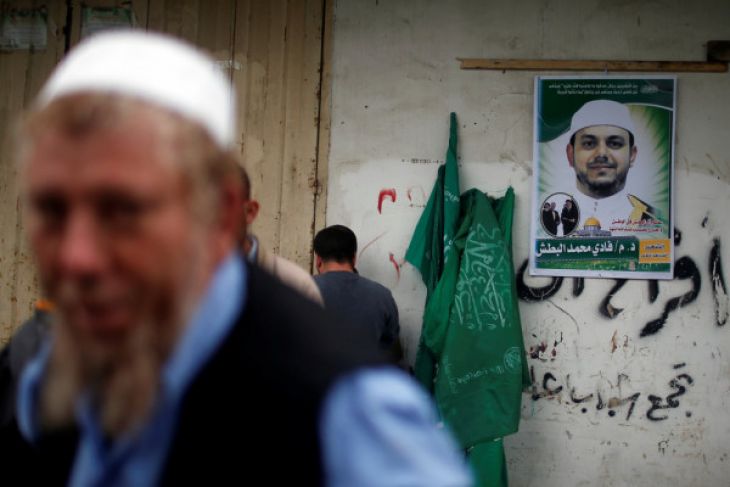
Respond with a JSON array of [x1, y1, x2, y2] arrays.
[[406, 114, 530, 486], [424, 188, 529, 486], [406, 113, 461, 389], [405, 112, 461, 296]]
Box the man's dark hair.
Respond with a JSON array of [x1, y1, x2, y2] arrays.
[[313, 225, 357, 264]]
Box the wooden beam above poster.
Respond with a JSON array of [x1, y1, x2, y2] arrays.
[[459, 41, 730, 73]]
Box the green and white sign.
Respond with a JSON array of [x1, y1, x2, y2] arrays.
[[530, 76, 676, 279]]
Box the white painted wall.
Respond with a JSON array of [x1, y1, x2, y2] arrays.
[[326, 1, 730, 485]]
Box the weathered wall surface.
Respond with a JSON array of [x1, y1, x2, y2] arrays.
[[0, 0, 67, 344], [327, 1, 730, 485]]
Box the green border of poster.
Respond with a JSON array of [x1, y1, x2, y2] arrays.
[[529, 76, 676, 280]]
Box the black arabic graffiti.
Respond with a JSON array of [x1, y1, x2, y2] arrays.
[[600, 279, 627, 318], [709, 238, 728, 327], [640, 256, 701, 337], [646, 373, 694, 421], [528, 365, 693, 422], [516, 260, 563, 302]]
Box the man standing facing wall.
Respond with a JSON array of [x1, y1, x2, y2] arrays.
[[313, 225, 401, 362]]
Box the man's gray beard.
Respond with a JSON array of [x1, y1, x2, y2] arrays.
[[40, 311, 168, 437], [39, 243, 208, 438]]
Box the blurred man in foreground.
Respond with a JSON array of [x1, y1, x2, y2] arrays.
[[2, 31, 471, 486]]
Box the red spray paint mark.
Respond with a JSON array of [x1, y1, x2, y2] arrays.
[[378, 189, 396, 214], [406, 186, 427, 207], [388, 252, 401, 280]]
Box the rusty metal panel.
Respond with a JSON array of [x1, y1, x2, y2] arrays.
[[277, 0, 324, 268], [143, 0, 325, 270], [0, 1, 67, 345], [232, 0, 324, 270], [145, 0, 235, 55], [312, 0, 333, 273], [146, 0, 200, 42], [234, 1, 287, 257]]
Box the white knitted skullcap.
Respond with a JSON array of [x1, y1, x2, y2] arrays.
[[37, 30, 235, 149], [569, 99, 635, 138]]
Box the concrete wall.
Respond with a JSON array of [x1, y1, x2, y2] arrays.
[[326, 1, 730, 485]]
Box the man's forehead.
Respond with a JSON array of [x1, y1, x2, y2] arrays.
[[25, 95, 183, 157], [576, 125, 630, 138], [26, 115, 179, 175]]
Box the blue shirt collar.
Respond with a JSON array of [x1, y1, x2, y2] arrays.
[[246, 235, 259, 262]]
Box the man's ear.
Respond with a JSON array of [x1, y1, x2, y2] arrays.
[[315, 254, 323, 273], [566, 143, 575, 167], [244, 199, 260, 226]]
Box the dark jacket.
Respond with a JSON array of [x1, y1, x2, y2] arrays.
[[1, 262, 385, 486]]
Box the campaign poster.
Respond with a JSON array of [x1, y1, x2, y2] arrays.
[[529, 76, 676, 279]]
